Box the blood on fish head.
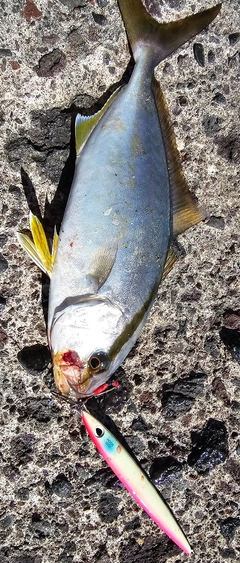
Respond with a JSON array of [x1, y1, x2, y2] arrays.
[[53, 349, 91, 396]]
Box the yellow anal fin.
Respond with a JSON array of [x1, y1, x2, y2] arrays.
[[17, 212, 58, 276], [153, 76, 204, 237], [162, 246, 176, 280], [76, 87, 121, 155]]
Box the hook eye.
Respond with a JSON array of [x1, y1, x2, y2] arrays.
[[95, 426, 105, 438]]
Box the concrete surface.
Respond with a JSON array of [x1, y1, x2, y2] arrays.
[[0, 0, 240, 562]]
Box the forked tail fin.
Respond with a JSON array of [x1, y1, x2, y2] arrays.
[[117, 0, 221, 66]]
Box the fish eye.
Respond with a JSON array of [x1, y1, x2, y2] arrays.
[[88, 351, 110, 373], [95, 426, 105, 438]]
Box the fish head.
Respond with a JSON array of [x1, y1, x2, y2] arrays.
[[49, 297, 126, 397]]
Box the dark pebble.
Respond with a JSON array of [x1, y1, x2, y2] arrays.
[[229, 33, 240, 46], [46, 473, 72, 498], [31, 513, 51, 538], [97, 0, 108, 6], [193, 43, 205, 67], [160, 372, 206, 420], [202, 115, 223, 135], [206, 215, 225, 229], [97, 492, 120, 523], [212, 92, 226, 104], [92, 12, 107, 25], [204, 335, 219, 358], [0, 513, 15, 530], [35, 49, 66, 78], [208, 50, 215, 63], [149, 456, 182, 485], [0, 253, 8, 274], [223, 311, 240, 331], [58, 0, 87, 7], [0, 234, 8, 247], [220, 516, 240, 542], [212, 377, 230, 406], [98, 369, 131, 413], [10, 433, 36, 466], [0, 296, 6, 312], [131, 416, 149, 432], [124, 516, 141, 532], [187, 418, 229, 474], [17, 397, 60, 423], [119, 535, 177, 563], [16, 487, 30, 500], [216, 134, 240, 164], [220, 327, 240, 365], [58, 541, 76, 563], [0, 48, 12, 57], [8, 185, 22, 197], [17, 343, 51, 375], [219, 548, 236, 559]]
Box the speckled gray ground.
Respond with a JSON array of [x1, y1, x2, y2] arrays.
[[0, 0, 240, 562]]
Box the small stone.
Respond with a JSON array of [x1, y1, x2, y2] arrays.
[[16, 487, 30, 500], [149, 456, 182, 485], [212, 377, 230, 406], [17, 344, 51, 375], [220, 327, 240, 365], [0, 296, 6, 312], [160, 372, 206, 420], [208, 50, 215, 63], [47, 474, 72, 498], [97, 493, 120, 523], [207, 216, 225, 229], [202, 115, 223, 136], [0, 234, 8, 247], [220, 517, 240, 542], [229, 33, 240, 46], [0, 513, 15, 530], [31, 513, 51, 538], [0, 48, 12, 57], [21, 0, 42, 22], [97, 0, 108, 6], [223, 311, 240, 331], [10, 433, 36, 466], [59, 0, 87, 7], [212, 92, 226, 104], [187, 419, 229, 474], [92, 12, 107, 25], [216, 133, 240, 164], [0, 253, 8, 274], [35, 49, 66, 78], [193, 43, 205, 67]]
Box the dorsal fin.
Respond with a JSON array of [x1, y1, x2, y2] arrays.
[[75, 88, 121, 155], [153, 76, 204, 236]]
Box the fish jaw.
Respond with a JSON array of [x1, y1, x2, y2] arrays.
[[53, 350, 92, 396]]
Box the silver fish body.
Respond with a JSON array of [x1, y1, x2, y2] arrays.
[[49, 53, 171, 395], [17, 0, 221, 396]]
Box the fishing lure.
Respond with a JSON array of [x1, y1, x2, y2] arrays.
[[82, 409, 192, 556]]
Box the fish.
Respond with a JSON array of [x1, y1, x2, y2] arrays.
[[82, 409, 192, 556], [17, 0, 221, 397]]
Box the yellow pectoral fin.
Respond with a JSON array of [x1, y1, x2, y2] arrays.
[[17, 213, 58, 276]]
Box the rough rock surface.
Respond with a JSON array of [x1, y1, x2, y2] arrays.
[[0, 1, 240, 562]]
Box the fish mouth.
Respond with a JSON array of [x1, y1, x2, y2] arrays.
[[53, 350, 91, 396]]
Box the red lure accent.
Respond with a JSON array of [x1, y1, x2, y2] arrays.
[[93, 383, 109, 395], [93, 380, 120, 395]]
